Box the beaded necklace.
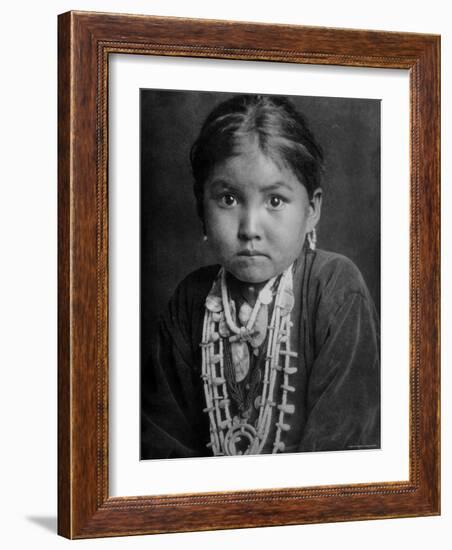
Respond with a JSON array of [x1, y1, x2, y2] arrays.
[[201, 265, 298, 456]]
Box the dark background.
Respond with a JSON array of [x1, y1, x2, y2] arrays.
[[140, 89, 380, 364]]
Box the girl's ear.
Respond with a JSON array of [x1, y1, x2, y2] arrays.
[[306, 188, 322, 232]]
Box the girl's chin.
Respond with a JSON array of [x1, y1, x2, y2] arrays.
[[226, 266, 274, 285]]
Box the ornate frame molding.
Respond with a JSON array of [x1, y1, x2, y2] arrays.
[[58, 11, 440, 538]]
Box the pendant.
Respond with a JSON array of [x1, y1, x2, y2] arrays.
[[205, 294, 223, 313], [237, 302, 268, 349], [230, 341, 250, 382], [260, 287, 273, 305], [238, 302, 252, 325], [248, 305, 268, 348], [224, 418, 258, 455], [279, 286, 295, 316]]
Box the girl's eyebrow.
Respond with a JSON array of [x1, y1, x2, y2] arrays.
[[209, 179, 295, 193], [208, 179, 238, 192], [261, 181, 295, 193]]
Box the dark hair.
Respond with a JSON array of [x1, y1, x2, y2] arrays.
[[190, 94, 324, 225]]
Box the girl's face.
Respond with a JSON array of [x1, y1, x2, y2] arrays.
[[204, 140, 321, 284]]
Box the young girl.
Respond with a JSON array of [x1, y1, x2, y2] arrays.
[[141, 94, 380, 459]]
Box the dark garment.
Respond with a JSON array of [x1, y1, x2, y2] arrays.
[[141, 247, 380, 459]]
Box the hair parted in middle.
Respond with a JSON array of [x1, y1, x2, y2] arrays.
[[190, 94, 324, 229]]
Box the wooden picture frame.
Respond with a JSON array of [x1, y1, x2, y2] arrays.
[[58, 10, 440, 539]]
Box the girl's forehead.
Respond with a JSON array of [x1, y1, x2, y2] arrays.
[[209, 145, 304, 193], [215, 138, 294, 179]]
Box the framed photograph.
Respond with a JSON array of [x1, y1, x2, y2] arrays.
[[58, 11, 440, 538]]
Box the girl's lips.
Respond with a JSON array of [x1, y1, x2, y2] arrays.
[[237, 249, 268, 257]]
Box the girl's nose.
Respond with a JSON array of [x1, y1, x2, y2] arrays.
[[238, 208, 262, 241]]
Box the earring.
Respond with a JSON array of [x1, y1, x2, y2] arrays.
[[203, 235, 208, 242], [307, 228, 317, 251]]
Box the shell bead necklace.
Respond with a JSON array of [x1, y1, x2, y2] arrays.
[[201, 265, 298, 456]]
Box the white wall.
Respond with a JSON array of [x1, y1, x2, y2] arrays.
[[0, 0, 449, 548]]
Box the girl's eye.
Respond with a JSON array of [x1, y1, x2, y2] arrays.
[[268, 195, 285, 210], [220, 194, 237, 207]]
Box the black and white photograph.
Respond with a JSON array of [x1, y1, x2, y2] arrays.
[[140, 90, 381, 460]]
